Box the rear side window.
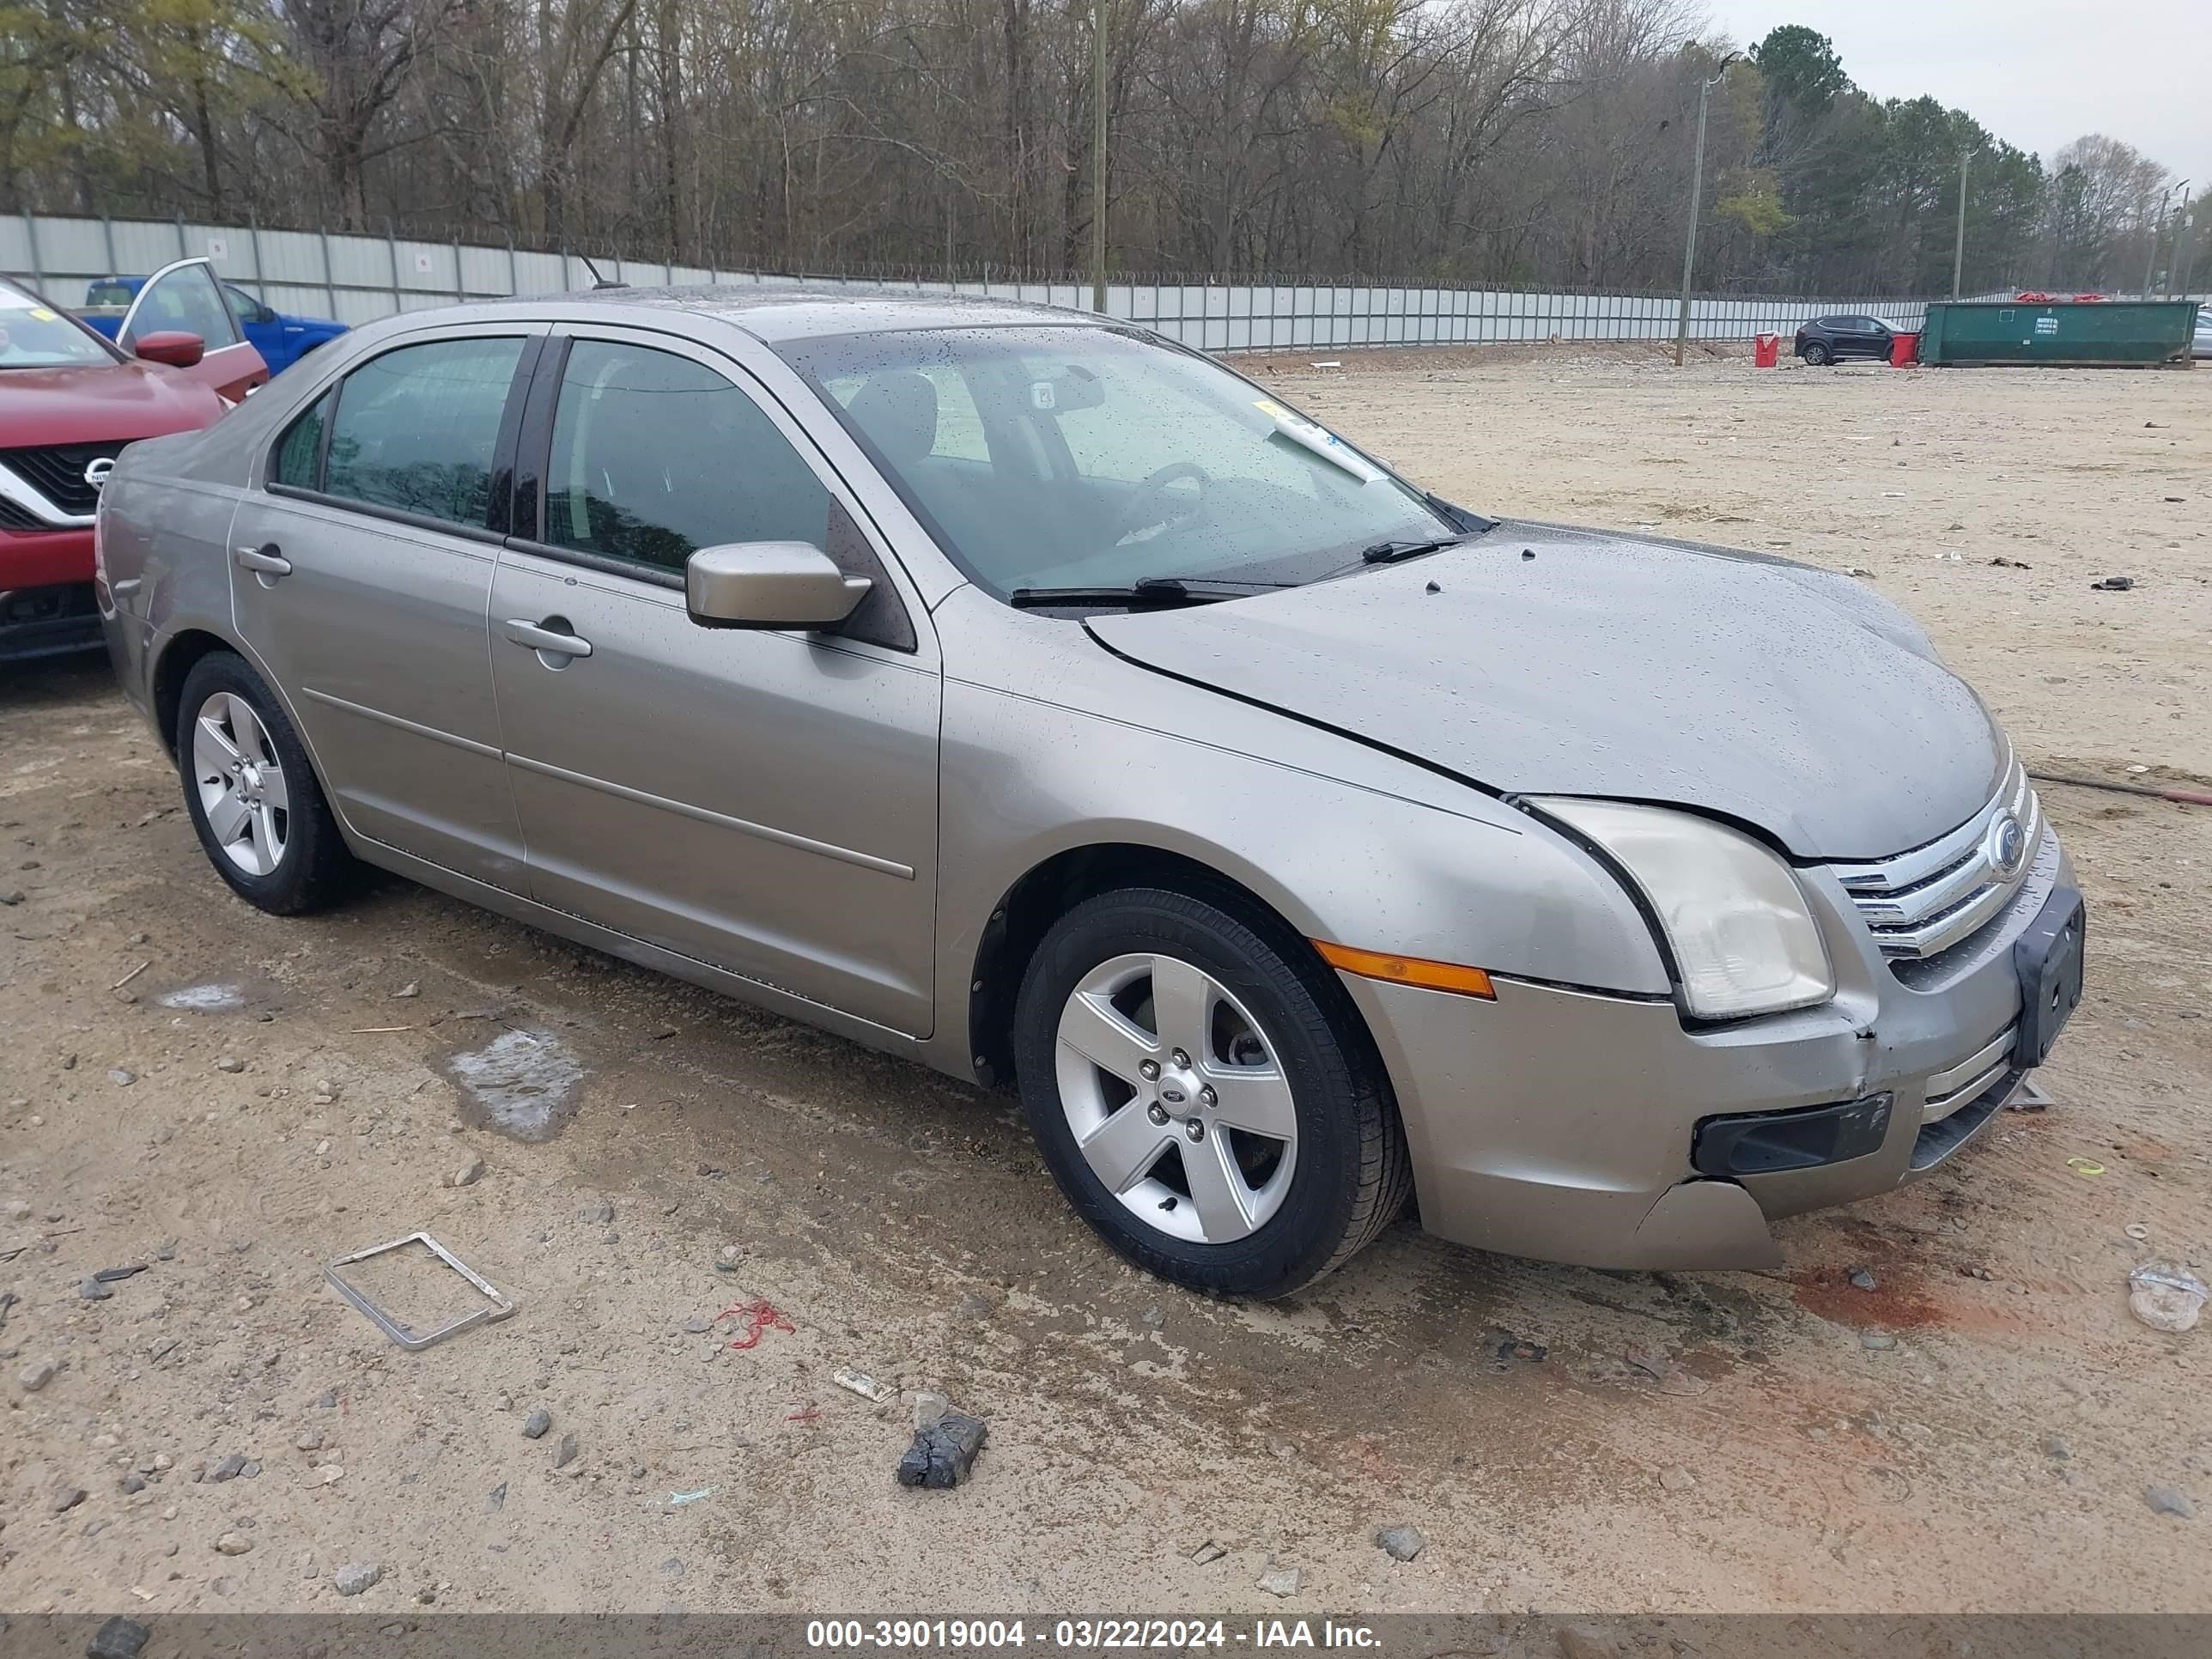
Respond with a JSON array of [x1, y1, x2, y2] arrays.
[[323, 337, 525, 528], [273, 389, 334, 488], [544, 339, 830, 573]]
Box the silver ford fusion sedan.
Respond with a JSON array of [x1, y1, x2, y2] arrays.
[[95, 287, 2085, 1296]]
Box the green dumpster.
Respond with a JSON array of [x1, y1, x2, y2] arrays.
[[1918, 298, 2198, 367]]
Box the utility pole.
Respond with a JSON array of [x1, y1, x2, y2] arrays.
[[1674, 52, 1738, 367], [2175, 202, 2202, 301], [1951, 150, 1971, 300], [1091, 0, 1108, 313]]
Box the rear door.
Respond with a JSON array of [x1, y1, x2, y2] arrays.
[[225, 325, 544, 887], [117, 258, 267, 399]]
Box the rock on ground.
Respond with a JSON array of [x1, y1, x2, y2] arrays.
[[1376, 1524, 1426, 1561], [334, 1561, 383, 1595], [896, 1413, 987, 1489]]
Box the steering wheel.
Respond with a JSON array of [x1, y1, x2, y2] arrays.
[[1113, 462, 1212, 543]]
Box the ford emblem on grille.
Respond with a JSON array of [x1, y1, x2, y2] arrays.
[[1989, 811, 2027, 878]]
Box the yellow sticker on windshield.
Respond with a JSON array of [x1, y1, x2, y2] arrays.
[[28, 307, 57, 321]]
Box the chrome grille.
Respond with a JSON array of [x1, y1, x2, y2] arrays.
[[1831, 752, 2042, 962], [0, 441, 125, 518]]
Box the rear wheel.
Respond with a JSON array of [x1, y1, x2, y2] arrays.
[[1013, 887, 1410, 1297], [1802, 340, 1832, 366], [177, 651, 357, 915]]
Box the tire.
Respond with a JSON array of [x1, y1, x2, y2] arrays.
[[1802, 340, 1832, 366], [176, 650, 357, 915], [1012, 886, 1411, 1297]]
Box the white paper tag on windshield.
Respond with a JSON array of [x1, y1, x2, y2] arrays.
[[1253, 398, 1384, 483]]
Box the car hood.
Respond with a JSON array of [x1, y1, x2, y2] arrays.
[[1085, 523, 2004, 860], [0, 359, 227, 447]]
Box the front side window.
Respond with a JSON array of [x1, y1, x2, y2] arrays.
[[126, 264, 240, 350], [784, 325, 1450, 597], [323, 337, 525, 527], [543, 340, 831, 573]]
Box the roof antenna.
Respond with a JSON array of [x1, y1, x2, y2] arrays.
[[577, 254, 625, 291]]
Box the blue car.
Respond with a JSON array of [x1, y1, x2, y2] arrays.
[[81, 276, 347, 375]]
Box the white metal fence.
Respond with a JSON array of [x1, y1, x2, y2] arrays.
[[3, 210, 1940, 352]]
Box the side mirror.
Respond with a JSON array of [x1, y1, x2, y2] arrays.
[[685, 542, 870, 630], [134, 331, 206, 369]]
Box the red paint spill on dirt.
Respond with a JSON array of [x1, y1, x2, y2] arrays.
[[1787, 1269, 1946, 1330]]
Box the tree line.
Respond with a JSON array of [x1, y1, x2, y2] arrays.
[[2, 0, 2199, 297]]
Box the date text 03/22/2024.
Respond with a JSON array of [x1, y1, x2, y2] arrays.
[[805, 1620, 1383, 1650]]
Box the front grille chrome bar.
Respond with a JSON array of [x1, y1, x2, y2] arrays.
[[1831, 751, 2041, 962]]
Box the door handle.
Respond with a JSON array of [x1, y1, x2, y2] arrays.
[[234, 543, 291, 577], [502, 618, 593, 660]]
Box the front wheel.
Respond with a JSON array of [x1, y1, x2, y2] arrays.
[[177, 650, 358, 915], [1013, 887, 1410, 1297]]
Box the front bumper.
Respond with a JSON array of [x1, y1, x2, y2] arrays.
[[0, 580, 103, 664], [1340, 827, 2076, 1270]]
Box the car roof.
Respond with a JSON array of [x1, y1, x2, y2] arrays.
[[512, 282, 1121, 345]]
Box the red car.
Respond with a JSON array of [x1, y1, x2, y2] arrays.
[[1, 260, 266, 663]]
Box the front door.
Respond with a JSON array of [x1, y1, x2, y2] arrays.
[[227, 327, 542, 888], [118, 259, 267, 400], [489, 328, 940, 1036]]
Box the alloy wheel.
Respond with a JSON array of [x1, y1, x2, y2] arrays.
[[191, 690, 290, 877], [1054, 951, 1298, 1244]]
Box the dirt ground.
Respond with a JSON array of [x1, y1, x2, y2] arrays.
[[3, 348, 2209, 1619]]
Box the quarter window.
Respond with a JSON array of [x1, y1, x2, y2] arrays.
[[544, 340, 831, 573], [274, 389, 334, 488], [322, 337, 525, 528]]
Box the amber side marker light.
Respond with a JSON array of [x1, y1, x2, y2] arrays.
[[1312, 941, 1496, 1000]]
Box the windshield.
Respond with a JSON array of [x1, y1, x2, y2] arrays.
[[0, 279, 121, 369], [781, 325, 1454, 598]]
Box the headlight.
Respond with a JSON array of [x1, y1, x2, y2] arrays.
[[1534, 799, 1833, 1019]]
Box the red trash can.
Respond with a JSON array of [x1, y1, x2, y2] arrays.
[[1753, 333, 1780, 368], [1889, 331, 1920, 367]]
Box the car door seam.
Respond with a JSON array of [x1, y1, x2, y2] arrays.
[[299, 686, 501, 758]]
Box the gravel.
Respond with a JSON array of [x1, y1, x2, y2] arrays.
[[1257, 1566, 1300, 1596], [554, 1432, 580, 1469], [216, 1531, 253, 1555], [452, 1153, 485, 1187], [522, 1407, 551, 1439], [15, 1356, 55, 1392], [334, 1560, 383, 1595]]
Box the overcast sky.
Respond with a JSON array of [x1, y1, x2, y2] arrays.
[[1702, 3, 2212, 190]]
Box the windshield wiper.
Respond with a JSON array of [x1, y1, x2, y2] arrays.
[[1007, 577, 1286, 611], [1358, 535, 1468, 564]]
